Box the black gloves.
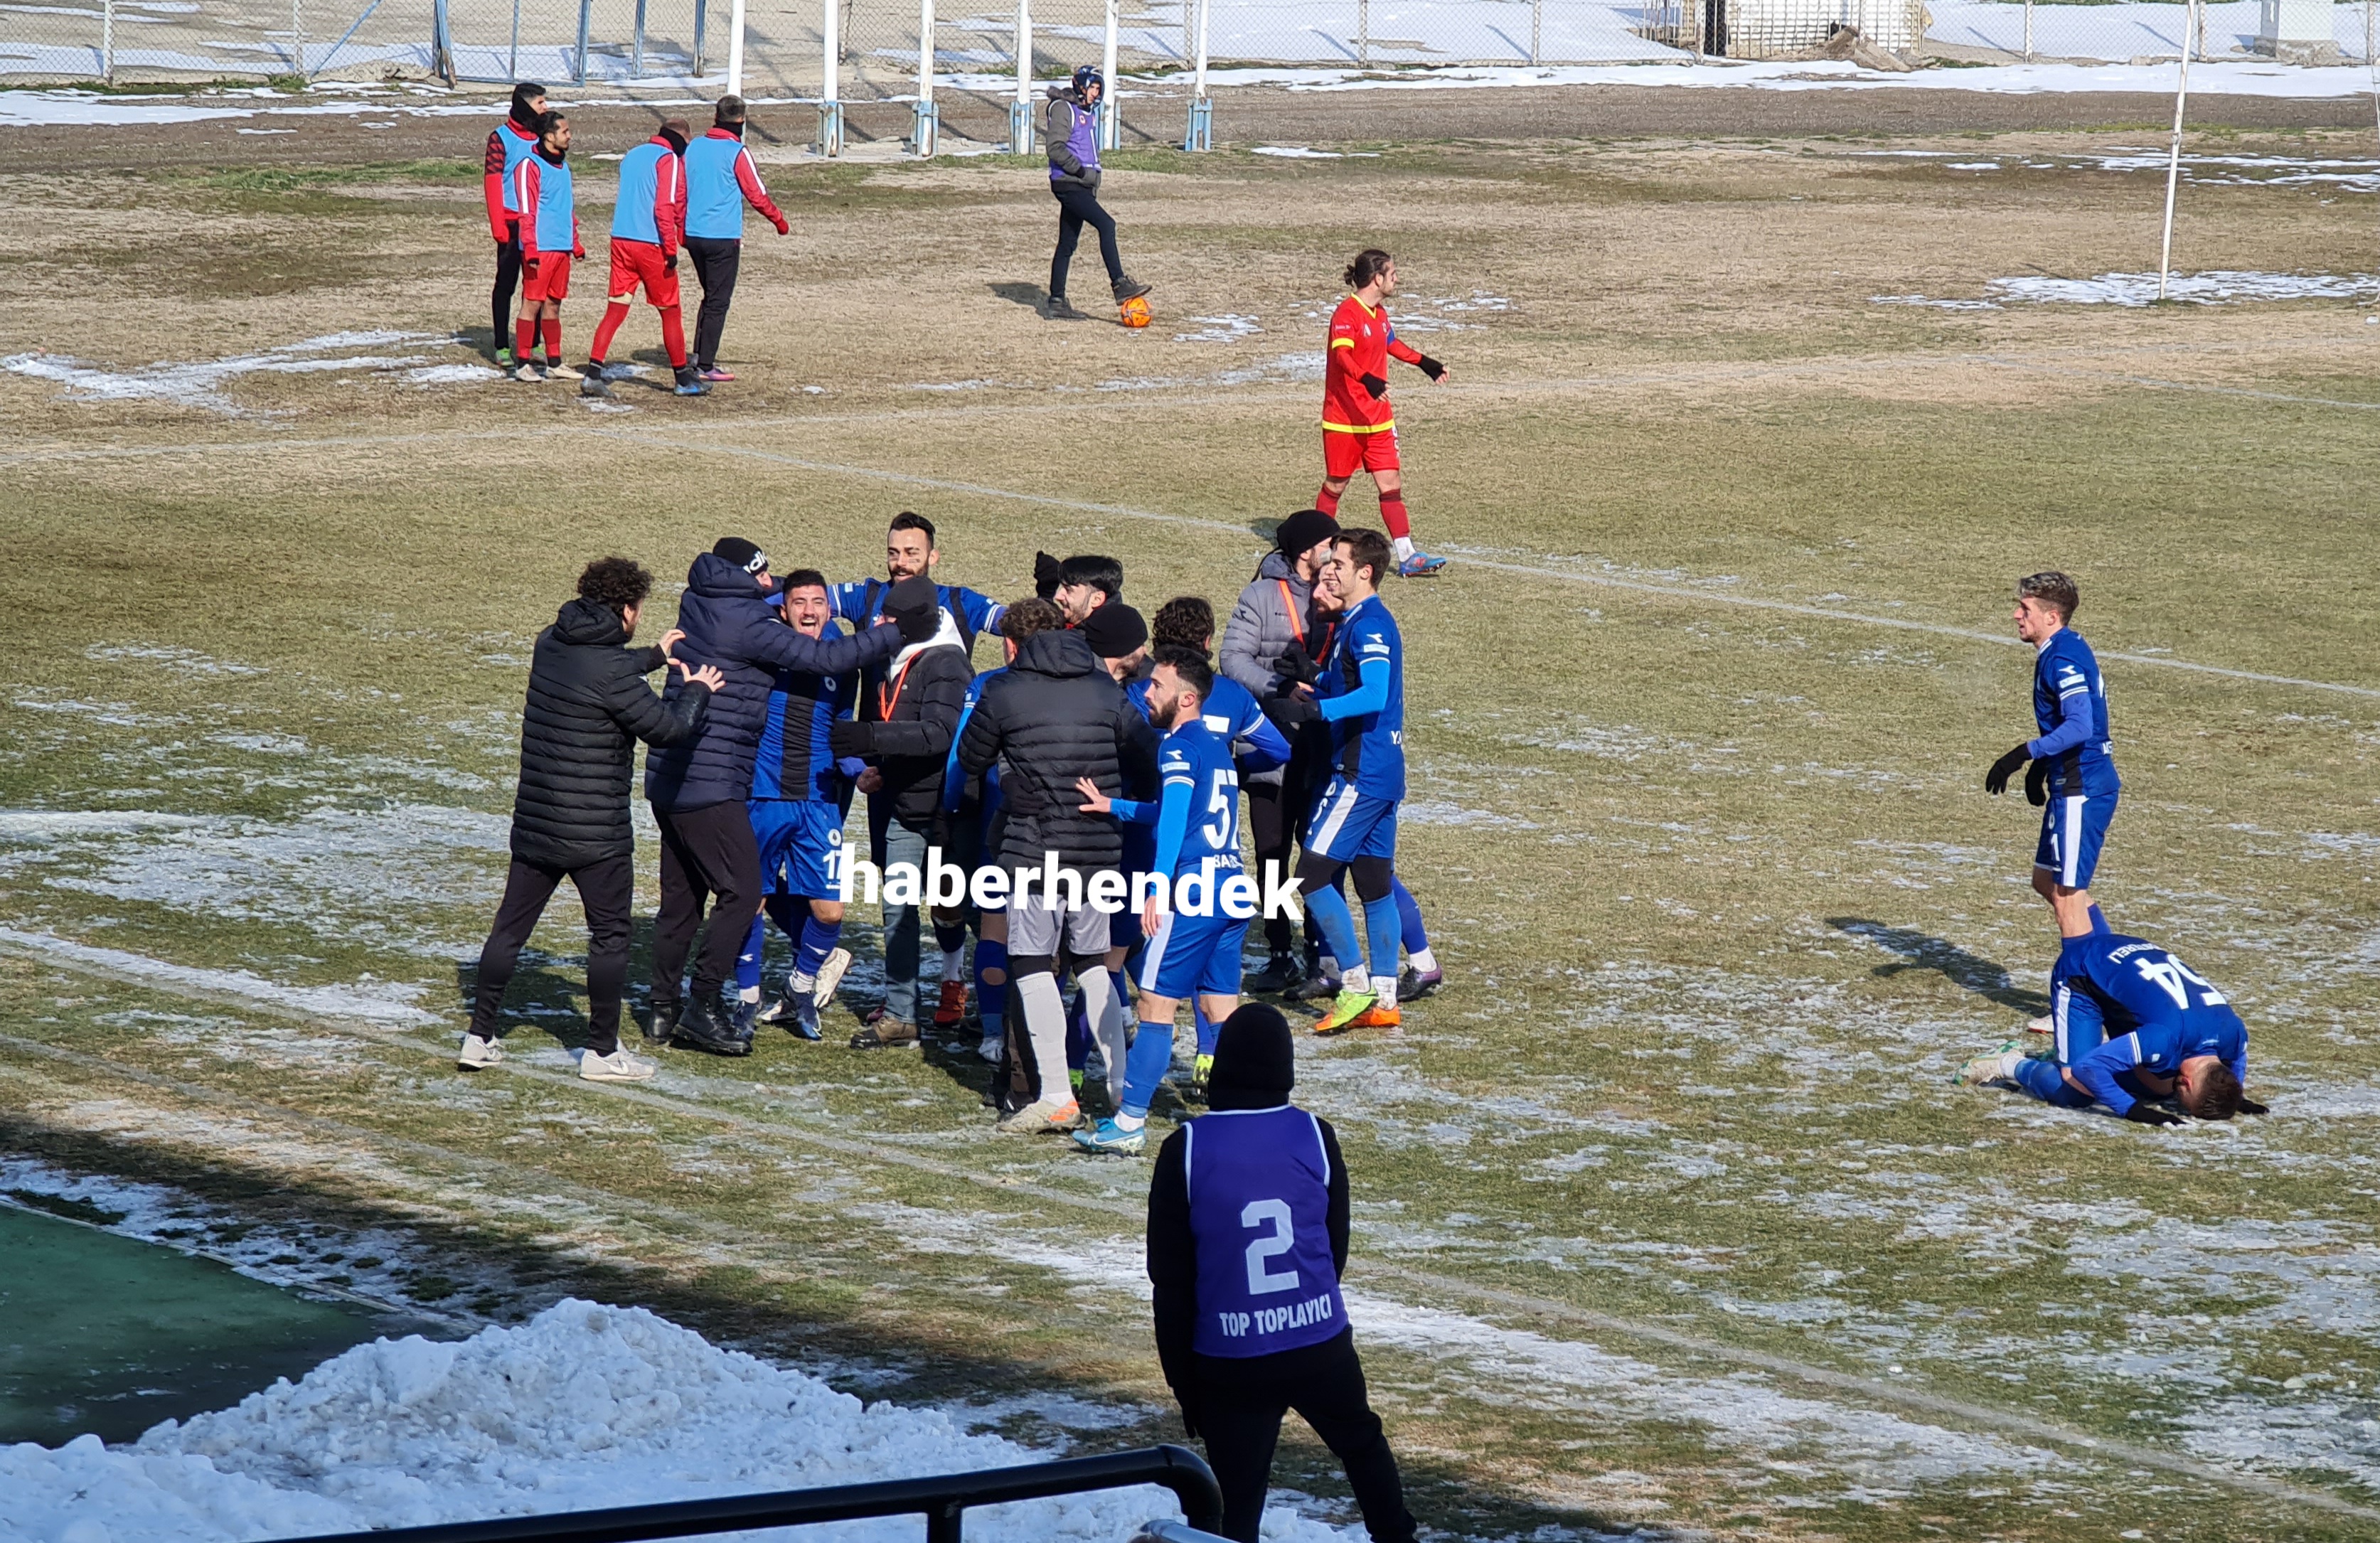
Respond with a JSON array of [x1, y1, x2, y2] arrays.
[[1034, 550, 1062, 600], [1358, 371, 1389, 400], [1417, 354, 1446, 381], [2123, 1102, 2184, 1128], [1985, 744, 2031, 796], [2237, 1097, 2270, 1116], [1276, 641, 1322, 687], [2024, 758, 2049, 808], [1262, 691, 1319, 730], [828, 721, 873, 759]]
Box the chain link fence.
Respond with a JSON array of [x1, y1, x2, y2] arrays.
[[5, 0, 2375, 91]]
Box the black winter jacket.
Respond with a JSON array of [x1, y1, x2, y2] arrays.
[[644, 553, 903, 813], [852, 626, 974, 828], [510, 597, 712, 870], [955, 628, 1158, 876]]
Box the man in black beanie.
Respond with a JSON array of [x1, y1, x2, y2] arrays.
[[483, 81, 547, 367], [1145, 1004, 1417, 1543]]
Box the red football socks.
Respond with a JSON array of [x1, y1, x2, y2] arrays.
[[513, 317, 537, 362], [540, 316, 562, 364], [588, 301, 628, 365], [1315, 485, 1343, 516], [660, 306, 688, 369], [1380, 493, 1412, 540]]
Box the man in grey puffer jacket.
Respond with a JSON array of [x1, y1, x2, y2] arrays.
[[1219, 509, 1338, 988], [1043, 65, 1151, 321]]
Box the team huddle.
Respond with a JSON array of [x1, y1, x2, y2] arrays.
[[462, 510, 1444, 1155]]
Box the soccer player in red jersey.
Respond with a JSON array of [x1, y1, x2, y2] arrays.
[[481, 82, 543, 368], [1319, 249, 1451, 577], [511, 111, 587, 383], [584, 117, 707, 398]]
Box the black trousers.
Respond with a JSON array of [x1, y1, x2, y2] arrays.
[[491, 221, 522, 351], [1193, 1330, 1416, 1543], [651, 801, 762, 1005], [684, 235, 742, 369], [1248, 731, 1330, 956], [1050, 183, 1121, 300], [470, 853, 634, 1055]]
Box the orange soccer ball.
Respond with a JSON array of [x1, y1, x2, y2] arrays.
[[1119, 294, 1152, 329]]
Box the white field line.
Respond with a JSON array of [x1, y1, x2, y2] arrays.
[[604, 429, 2380, 703], [2, 929, 2376, 1522]]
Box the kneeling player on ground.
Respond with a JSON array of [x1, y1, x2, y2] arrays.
[[585, 117, 706, 398], [1958, 922, 2266, 1126], [1074, 648, 1251, 1155], [1146, 1003, 1419, 1543], [510, 110, 586, 382]]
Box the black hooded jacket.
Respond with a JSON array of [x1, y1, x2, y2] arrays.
[[510, 597, 711, 870], [954, 628, 1158, 875]]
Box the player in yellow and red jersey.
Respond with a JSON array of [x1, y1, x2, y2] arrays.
[[1319, 248, 1451, 577]]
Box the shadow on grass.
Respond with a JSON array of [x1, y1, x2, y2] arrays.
[[0, 1116, 1655, 1543], [1825, 917, 2049, 1015]]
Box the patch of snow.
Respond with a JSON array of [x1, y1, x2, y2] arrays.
[[0, 927, 438, 1026], [0, 1300, 1365, 1543], [3, 331, 457, 415], [1875, 269, 2380, 309], [405, 363, 504, 388], [85, 644, 266, 676], [1173, 313, 1264, 343]]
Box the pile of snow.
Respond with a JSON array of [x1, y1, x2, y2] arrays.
[[0, 1300, 1357, 1543]]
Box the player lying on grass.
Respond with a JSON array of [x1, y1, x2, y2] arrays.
[[1958, 921, 2267, 1126], [1319, 250, 1449, 579]]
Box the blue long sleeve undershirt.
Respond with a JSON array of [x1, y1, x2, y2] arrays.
[[2029, 691, 2093, 760], [1236, 713, 1291, 772], [1148, 776, 1194, 878], [1318, 657, 1390, 722]]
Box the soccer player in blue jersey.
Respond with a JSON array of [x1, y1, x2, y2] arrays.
[[1146, 1003, 1417, 1543], [1985, 572, 2120, 951], [1074, 648, 1263, 1155], [730, 572, 858, 1041], [1291, 530, 1407, 1035], [1958, 921, 2265, 1125]]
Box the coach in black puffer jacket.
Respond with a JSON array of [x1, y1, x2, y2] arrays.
[[644, 549, 911, 813], [513, 597, 713, 867], [956, 626, 1158, 878]]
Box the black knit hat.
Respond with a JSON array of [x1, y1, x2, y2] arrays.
[[1210, 1004, 1294, 1101], [712, 536, 769, 575], [1274, 508, 1339, 560], [883, 575, 939, 621], [1081, 602, 1148, 659]]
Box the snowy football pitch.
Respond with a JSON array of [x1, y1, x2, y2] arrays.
[[2, 120, 2378, 1540]]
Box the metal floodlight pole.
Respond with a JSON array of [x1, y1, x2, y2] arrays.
[[821, 0, 843, 154], [574, 0, 592, 83], [1099, 0, 1119, 148], [102, 0, 114, 83], [914, 0, 939, 154], [2022, 0, 2032, 61], [2156, 0, 2197, 301], [291, 0, 304, 75], [690, 0, 706, 77], [1011, 0, 1034, 151], [725, 0, 745, 95]]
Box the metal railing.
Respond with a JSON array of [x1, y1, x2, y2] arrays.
[[271, 1445, 1227, 1543]]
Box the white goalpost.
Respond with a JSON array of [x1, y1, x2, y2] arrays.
[[1099, 0, 1120, 149], [2155, 0, 2200, 301], [1183, 0, 1212, 149], [725, 0, 745, 97], [1012, 0, 1035, 153], [819, 0, 843, 154], [914, 0, 939, 155]]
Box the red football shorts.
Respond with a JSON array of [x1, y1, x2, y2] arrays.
[[1323, 425, 1399, 480], [607, 240, 681, 309], [523, 251, 572, 302]]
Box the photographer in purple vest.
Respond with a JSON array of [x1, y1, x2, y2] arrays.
[[1146, 1003, 1418, 1543], [1041, 65, 1151, 322]]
